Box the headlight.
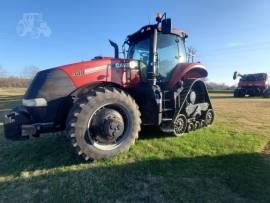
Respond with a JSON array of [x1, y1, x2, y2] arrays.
[[129, 60, 138, 69], [22, 98, 47, 107]]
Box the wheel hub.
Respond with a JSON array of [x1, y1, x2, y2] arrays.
[[102, 116, 124, 140], [92, 108, 125, 144], [173, 114, 187, 136]]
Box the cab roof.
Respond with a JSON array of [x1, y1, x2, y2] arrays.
[[127, 24, 188, 44]]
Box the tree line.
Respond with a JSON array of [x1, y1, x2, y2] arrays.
[[206, 82, 235, 91], [0, 66, 39, 87]]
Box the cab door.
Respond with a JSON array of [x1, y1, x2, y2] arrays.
[[156, 34, 186, 84]]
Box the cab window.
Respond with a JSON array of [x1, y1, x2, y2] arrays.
[[157, 34, 186, 81]]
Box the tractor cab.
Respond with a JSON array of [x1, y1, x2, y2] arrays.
[[125, 13, 188, 86], [127, 26, 187, 83]]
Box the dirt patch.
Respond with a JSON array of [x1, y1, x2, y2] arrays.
[[262, 141, 270, 155]]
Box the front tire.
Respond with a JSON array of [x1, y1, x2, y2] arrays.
[[66, 87, 141, 161]]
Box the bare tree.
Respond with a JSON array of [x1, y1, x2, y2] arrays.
[[0, 66, 7, 78], [21, 65, 39, 79], [206, 82, 235, 91], [187, 46, 197, 63]]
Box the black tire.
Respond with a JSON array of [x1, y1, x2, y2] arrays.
[[233, 90, 239, 97], [239, 91, 245, 97], [234, 89, 245, 97], [264, 89, 270, 98], [65, 87, 141, 161]]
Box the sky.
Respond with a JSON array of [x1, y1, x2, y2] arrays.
[[0, 0, 270, 85]]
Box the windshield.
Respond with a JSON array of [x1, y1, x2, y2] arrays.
[[127, 38, 150, 65], [127, 33, 186, 81]]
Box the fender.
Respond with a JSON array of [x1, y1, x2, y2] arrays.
[[168, 63, 208, 88]]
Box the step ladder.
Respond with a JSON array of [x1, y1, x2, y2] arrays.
[[161, 79, 195, 123], [161, 89, 175, 122]]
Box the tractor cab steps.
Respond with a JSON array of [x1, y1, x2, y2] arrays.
[[161, 89, 175, 122], [161, 79, 195, 123]]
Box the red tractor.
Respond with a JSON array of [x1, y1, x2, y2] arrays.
[[233, 71, 270, 97], [4, 13, 214, 160]]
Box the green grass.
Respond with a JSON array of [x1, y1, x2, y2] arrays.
[[0, 89, 270, 202]]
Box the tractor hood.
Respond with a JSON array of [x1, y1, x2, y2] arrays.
[[23, 57, 140, 123], [25, 57, 140, 102], [57, 57, 140, 88]]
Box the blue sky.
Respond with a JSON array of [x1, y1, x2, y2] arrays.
[[0, 0, 270, 84]]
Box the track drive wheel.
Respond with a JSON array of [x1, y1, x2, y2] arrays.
[[173, 114, 187, 136], [200, 120, 206, 128], [186, 122, 194, 132], [66, 87, 141, 161], [205, 109, 214, 126], [194, 121, 201, 130]]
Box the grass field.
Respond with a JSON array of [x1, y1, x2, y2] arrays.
[[0, 88, 270, 202]]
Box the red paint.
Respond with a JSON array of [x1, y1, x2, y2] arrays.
[[58, 58, 140, 89], [238, 80, 266, 87], [168, 63, 208, 88], [57, 58, 208, 90]]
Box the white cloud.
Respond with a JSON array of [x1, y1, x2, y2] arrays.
[[16, 13, 52, 39], [225, 42, 244, 48]]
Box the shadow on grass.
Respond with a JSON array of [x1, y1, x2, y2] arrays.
[[1, 126, 270, 202], [0, 127, 175, 177], [139, 126, 175, 140], [0, 134, 83, 176], [0, 150, 269, 202]]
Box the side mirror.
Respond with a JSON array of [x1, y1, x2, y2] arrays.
[[233, 71, 238, 80], [161, 18, 171, 34]]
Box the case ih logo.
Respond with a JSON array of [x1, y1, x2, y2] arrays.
[[72, 62, 133, 77], [111, 62, 129, 68], [72, 65, 108, 77]]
